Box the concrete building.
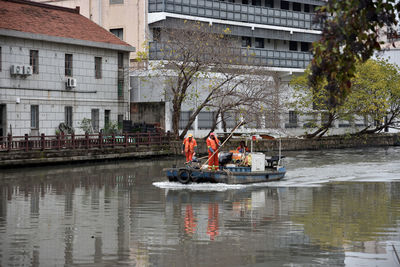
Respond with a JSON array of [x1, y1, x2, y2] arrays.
[[0, 0, 134, 137]]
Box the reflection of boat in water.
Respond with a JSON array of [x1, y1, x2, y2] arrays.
[[164, 152, 286, 184]]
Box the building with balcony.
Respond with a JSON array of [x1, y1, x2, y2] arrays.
[[0, 0, 134, 137], [35, 0, 326, 136]]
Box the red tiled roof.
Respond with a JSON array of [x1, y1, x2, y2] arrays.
[[0, 0, 132, 48]]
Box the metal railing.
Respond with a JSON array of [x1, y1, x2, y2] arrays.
[[149, 41, 312, 69], [148, 0, 321, 30], [0, 132, 171, 152]]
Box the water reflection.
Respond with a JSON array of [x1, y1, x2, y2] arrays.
[[0, 148, 399, 266]]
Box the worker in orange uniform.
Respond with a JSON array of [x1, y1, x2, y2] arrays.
[[206, 132, 221, 170], [182, 133, 197, 163]]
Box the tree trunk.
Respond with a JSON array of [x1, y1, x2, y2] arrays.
[[302, 113, 335, 139]]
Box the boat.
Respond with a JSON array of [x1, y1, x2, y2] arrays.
[[164, 152, 286, 184]]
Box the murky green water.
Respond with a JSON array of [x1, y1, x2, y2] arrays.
[[1, 147, 400, 266]]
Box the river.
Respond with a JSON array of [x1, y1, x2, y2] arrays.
[[1, 147, 400, 266]]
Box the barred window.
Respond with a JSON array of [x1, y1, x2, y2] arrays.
[[95, 57, 102, 79], [91, 109, 99, 132], [65, 54, 73, 76], [30, 50, 39, 74], [31, 105, 39, 129], [65, 106, 73, 127]]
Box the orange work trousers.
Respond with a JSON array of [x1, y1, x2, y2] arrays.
[[185, 151, 194, 162], [208, 152, 219, 170]]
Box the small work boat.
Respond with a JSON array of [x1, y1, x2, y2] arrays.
[[164, 152, 286, 184]]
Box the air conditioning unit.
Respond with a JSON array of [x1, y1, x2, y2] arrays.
[[66, 77, 77, 89], [10, 65, 24, 75], [23, 65, 33, 76]]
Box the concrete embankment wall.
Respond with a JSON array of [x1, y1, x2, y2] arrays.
[[170, 133, 400, 155], [0, 145, 172, 168]]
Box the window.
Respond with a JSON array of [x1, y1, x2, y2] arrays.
[[198, 112, 216, 129], [118, 53, 124, 99], [110, 28, 123, 40], [265, 0, 273, 8], [289, 41, 298, 51], [281, 1, 289, 10], [251, 0, 261, 6], [242, 0, 249, 4], [65, 106, 73, 127], [95, 57, 102, 79], [105, 110, 110, 128], [293, 2, 301, 11], [117, 114, 123, 130], [255, 38, 264, 48], [30, 50, 39, 74], [0, 47, 2, 72], [31, 105, 39, 129], [241, 37, 252, 48], [179, 112, 193, 130], [65, 54, 73, 76], [289, 111, 298, 125], [110, 0, 123, 4], [304, 4, 310, 13], [153, 28, 161, 41], [301, 42, 310, 52], [91, 109, 99, 132]]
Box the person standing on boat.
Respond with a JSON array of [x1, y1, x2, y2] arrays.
[[206, 132, 221, 170], [182, 133, 197, 163]]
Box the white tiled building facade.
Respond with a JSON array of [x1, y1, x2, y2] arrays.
[[0, 28, 132, 137]]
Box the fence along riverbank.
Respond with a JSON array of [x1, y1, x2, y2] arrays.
[[0, 132, 172, 168]]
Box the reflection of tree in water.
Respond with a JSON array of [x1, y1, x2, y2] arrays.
[[291, 182, 400, 251]]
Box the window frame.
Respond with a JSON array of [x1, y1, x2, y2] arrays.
[[255, 38, 264, 49], [241, 37, 252, 48], [65, 54, 73, 77], [31, 105, 39, 129], [110, 28, 124, 40], [91, 109, 100, 132], [95, 57, 102, 79], [65, 106, 73, 128], [30, 50, 39, 74]]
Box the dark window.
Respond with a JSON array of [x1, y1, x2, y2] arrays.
[[289, 41, 298, 51], [241, 37, 252, 47], [153, 28, 161, 41], [0, 47, 2, 72], [65, 106, 73, 127], [118, 53, 124, 100], [30, 50, 39, 74], [265, 0, 273, 8], [95, 57, 102, 79], [281, 1, 289, 10], [65, 54, 73, 76], [110, 28, 123, 40], [252, 0, 261, 6], [117, 114, 123, 130], [242, 0, 249, 4], [110, 0, 123, 4], [301, 42, 310, 52], [304, 4, 310, 12], [293, 2, 301, 11], [105, 110, 111, 128], [255, 38, 264, 48], [289, 111, 297, 124], [91, 109, 99, 132], [31, 105, 39, 129]]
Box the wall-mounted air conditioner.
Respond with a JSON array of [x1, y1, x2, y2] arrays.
[[66, 77, 77, 89], [10, 65, 24, 75], [23, 65, 33, 76]]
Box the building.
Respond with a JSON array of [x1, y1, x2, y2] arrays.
[[0, 0, 134, 137], [35, 0, 326, 136]]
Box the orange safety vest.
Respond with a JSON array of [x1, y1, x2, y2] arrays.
[[183, 137, 197, 153], [206, 136, 220, 151]]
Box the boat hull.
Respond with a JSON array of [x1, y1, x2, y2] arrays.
[[164, 167, 286, 184]]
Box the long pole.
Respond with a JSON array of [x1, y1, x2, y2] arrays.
[[201, 121, 244, 169]]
